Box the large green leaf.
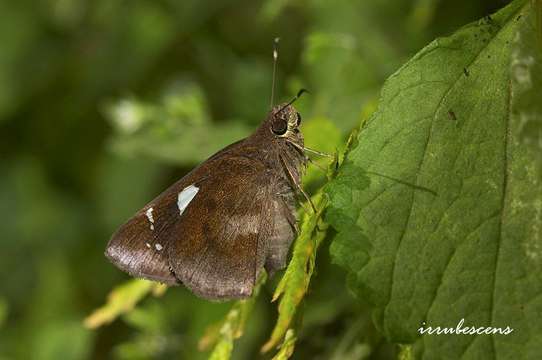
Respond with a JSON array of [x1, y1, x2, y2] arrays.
[[326, 0, 542, 359]]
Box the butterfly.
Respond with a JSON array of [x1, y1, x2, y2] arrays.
[[105, 91, 316, 300]]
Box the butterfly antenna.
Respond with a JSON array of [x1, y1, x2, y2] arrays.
[[270, 37, 280, 109], [278, 88, 309, 113]]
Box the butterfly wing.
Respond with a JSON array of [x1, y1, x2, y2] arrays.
[[265, 194, 297, 274], [104, 170, 207, 286], [105, 151, 280, 299], [105, 212, 178, 285], [167, 155, 275, 299]]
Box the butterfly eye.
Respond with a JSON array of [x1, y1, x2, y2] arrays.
[[272, 119, 288, 135], [296, 113, 301, 126]]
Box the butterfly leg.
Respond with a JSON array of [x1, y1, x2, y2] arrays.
[[303, 147, 333, 158], [275, 192, 300, 234], [279, 155, 317, 213], [287, 140, 333, 158]]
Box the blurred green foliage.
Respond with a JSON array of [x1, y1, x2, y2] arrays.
[[0, 0, 522, 359]]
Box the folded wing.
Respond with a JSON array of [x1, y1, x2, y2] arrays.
[[106, 154, 285, 300]]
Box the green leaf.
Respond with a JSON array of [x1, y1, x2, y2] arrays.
[[84, 279, 166, 329], [258, 145, 342, 356], [270, 329, 297, 360], [327, 0, 542, 359], [261, 192, 329, 353]]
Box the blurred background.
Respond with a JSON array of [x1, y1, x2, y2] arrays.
[[0, 0, 512, 359]]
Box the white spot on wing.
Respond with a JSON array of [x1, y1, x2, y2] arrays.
[[177, 184, 199, 216], [145, 242, 151, 248], [155, 243, 163, 251], [145, 207, 155, 230]]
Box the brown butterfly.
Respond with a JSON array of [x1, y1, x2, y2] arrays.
[[105, 88, 321, 300], [105, 38, 325, 300]]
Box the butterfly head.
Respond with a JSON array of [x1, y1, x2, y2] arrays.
[[268, 103, 301, 138]]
